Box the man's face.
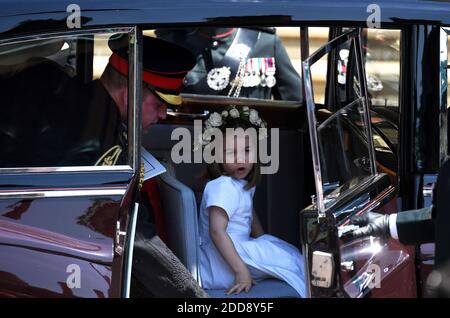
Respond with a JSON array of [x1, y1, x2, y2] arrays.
[[141, 87, 167, 132]]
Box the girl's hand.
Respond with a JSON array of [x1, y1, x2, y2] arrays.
[[226, 267, 255, 295]]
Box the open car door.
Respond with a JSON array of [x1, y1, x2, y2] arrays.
[[300, 28, 417, 298]]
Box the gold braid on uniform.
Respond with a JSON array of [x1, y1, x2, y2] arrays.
[[138, 162, 145, 190], [95, 145, 122, 166]]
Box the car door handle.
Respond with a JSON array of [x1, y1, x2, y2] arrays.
[[167, 109, 209, 119]]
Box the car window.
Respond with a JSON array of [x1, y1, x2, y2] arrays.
[[364, 29, 401, 108], [144, 26, 303, 106], [0, 30, 134, 169], [448, 30, 450, 109], [308, 27, 330, 105], [304, 29, 377, 213]]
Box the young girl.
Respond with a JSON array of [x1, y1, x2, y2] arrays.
[[198, 106, 306, 297]]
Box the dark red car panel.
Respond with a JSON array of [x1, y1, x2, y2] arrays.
[[0, 189, 130, 297]]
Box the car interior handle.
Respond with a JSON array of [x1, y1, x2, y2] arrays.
[[167, 109, 210, 119]]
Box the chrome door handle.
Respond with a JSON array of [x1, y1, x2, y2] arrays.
[[167, 109, 209, 119]]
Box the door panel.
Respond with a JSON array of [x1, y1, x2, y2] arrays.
[[300, 28, 416, 298], [0, 187, 134, 297]]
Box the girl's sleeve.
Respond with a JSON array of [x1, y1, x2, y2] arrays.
[[204, 178, 239, 219]]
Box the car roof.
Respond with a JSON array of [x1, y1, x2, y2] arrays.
[[1, 0, 450, 37]]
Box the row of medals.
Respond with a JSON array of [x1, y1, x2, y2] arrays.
[[207, 57, 276, 91], [242, 57, 277, 88]]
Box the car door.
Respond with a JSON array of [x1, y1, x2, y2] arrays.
[[0, 27, 142, 297], [300, 28, 417, 298]]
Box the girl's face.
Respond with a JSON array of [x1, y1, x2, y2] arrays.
[[221, 131, 256, 180]]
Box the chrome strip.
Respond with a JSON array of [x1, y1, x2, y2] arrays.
[[0, 189, 126, 199], [354, 31, 378, 176], [302, 60, 325, 216], [0, 165, 133, 174], [0, 27, 134, 46], [440, 28, 449, 166], [0, 27, 137, 174], [128, 27, 142, 172], [303, 243, 312, 298], [124, 202, 139, 298]]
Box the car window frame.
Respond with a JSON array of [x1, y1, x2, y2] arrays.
[[0, 26, 141, 174], [303, 28, 377, 217], [440, 27, 450, 166]]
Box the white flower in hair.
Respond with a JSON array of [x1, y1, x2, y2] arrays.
[[207, 112, 222, 127], [242, 106, 250, 116], [221, 110, 229, 118], [229, 108, 240, 118], [249, 109, 260, 125]]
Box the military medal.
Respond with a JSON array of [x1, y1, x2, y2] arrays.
[[266, 57, 277, 88], [243, 60, 251, 87], [252, 58, 261, 87], [207, 66, 231, 91], [260, 57, 267, 87]]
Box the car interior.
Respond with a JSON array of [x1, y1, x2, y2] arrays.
[[0, 25, 401, 298], [142, 96, 313, 297]]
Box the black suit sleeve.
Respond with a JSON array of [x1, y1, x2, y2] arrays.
[[434, 159, 450, 265], [396, 207, 435, 245]]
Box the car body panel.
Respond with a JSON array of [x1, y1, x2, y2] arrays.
[[0, 191, 127, 297]]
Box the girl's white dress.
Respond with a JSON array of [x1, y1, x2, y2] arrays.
[[198, 175, 306, 297]]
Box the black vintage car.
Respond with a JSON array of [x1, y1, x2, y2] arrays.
[[0, 0, 448, 298]]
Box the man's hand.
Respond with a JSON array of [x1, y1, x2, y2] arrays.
[[350, 212, 391, 240]]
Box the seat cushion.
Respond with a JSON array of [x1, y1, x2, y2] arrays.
[[206, 278, 300, 298], [157, 166, 200, 282]]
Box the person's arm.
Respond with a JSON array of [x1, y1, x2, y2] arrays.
[[350, 207, 434, 244], [396, 207, 435, 245], [208, 206, 254, 294], [251, 209, 264, 238]]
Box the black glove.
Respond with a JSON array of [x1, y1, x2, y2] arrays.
[[350, 212, 391, 240]]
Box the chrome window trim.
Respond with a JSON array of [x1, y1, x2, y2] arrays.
[[0, 27, 140, 174], [302, 243, 312, 298], [302, 28, 376, 218], [123, 202, 139, 298], [128, 28, 142, 173], [0, 165, 133, 174], [440, 27, 450, 166], [0, 188, 127, 199]]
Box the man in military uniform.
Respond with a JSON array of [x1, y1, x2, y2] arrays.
[[156, 27, 302, 101], [348, 158, 450, 296], [101, 35, 208, 297], [0, 35, 194, 168]]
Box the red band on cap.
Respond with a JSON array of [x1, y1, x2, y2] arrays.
[[109, 53, 183, 90]]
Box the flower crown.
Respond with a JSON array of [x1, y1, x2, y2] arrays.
[[197, 106, 268, 149]]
